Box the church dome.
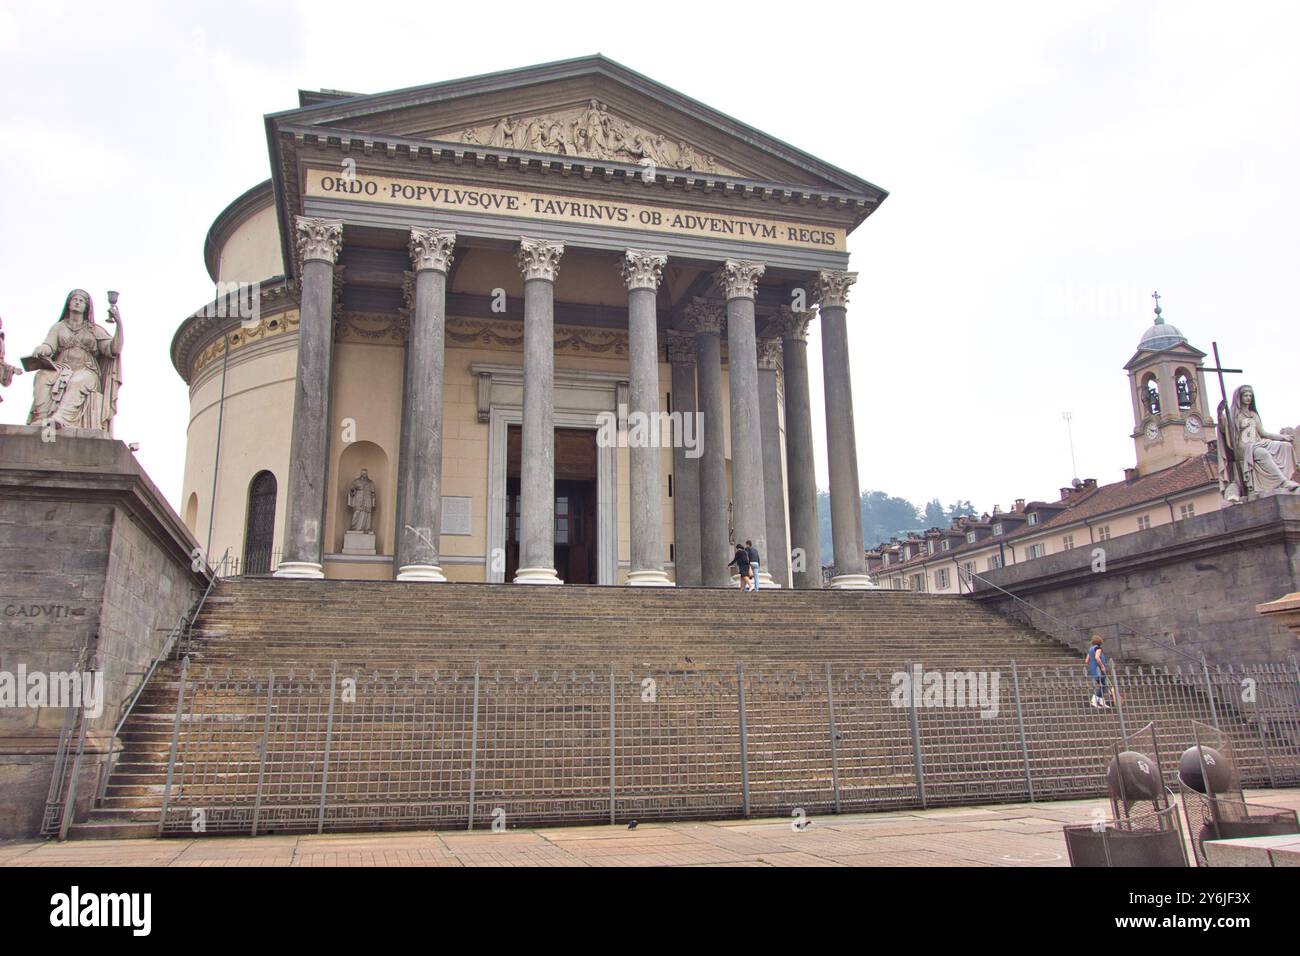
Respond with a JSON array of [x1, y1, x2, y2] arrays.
[[1137, 294, 1186, 351]]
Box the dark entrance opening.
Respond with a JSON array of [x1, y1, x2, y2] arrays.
[[243, 470, 277, 575], [505, 426, 598, 584]]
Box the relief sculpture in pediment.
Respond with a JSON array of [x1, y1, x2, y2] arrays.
[[458, 99, 734, 175]]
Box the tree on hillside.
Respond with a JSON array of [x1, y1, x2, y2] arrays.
[[816, 491, 980, 565], [947, 500, 977, 520]]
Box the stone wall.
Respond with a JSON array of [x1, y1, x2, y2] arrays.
[[0, 425, 208, 838], [969, 494, 1300, 667]]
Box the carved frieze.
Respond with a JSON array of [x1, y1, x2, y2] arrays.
[[456, 101, 736, 175]]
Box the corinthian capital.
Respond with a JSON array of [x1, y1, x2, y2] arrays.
[[295, 216, 343, 264], [665, 330, 696, 365], [684, 296, 725, 335], [716, 259, 766, 300], [774, 304, 816, 342], [812, 270, 858, 309], [409, 227, 456, 273], [517, 238, 565, 282], [757, 337, 783, 370], [620, 249, 668, 291]]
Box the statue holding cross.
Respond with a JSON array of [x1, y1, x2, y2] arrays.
[[1209, 342, 1300, 502]]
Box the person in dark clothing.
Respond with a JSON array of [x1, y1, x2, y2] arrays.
[[745, 539, 761, 592], [727, 543, 751, 591], [1086, 635, 1111, 709]]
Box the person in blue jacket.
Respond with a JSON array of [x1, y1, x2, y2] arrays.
[[1087, 635, 1111, 709]]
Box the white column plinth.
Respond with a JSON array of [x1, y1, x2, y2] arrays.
[[396, 564, 447, 582]]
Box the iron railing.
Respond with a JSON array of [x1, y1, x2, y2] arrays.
[[145, 656, 1300, 837]]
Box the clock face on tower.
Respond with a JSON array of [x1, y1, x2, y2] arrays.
[[1145, 420, 1160, 441], [1186, 415, 1202, 436]]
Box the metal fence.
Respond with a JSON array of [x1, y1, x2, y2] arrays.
[[153, 658, 1300, 836]]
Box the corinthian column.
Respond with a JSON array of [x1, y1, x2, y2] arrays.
[[718, 259, 772, 588], [757, 336, 788, 588], [775, 306, 821, 589], [514, 238, 565, 585], [666, 330, 701, 587], [395, 227, 455, 582], [815, 270, 870, 589], [620, 250, 672, 586], [275, 216, 342, 579], [686, 297, 729, 586]]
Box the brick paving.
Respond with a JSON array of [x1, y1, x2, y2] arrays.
[[5, 789, 1298, 867]]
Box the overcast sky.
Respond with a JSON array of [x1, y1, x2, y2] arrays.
[[2, 1, 1297, 523]]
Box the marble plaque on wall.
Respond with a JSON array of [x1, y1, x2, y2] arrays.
[[442, 496, 472, 536]]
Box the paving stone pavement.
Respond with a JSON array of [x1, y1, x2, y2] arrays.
[[4, 790, 1298, 868]]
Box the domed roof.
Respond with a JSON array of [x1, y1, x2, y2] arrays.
[[1137, 294, 1187, 351]]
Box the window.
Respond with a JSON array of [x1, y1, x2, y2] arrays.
[[1136, 514, 1151, 531], [935, 568, 949, 589], [1062, 534, 1075, 550], [941, 540, 951, 551], [1098, 526, 1111, 541], [882, 553, 890, 567], [903, 546, 911, 560], [965, 531, 976, 543], [1027, 543, 1046, 560], [989, 554, 1003, 570], [993, 522, 1003, 536], [928, 541, 935, 555], [1027, 513, 1039, 526], [1180, 503, 1195, 520]]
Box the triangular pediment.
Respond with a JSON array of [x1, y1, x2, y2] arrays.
[[270, 56, 885, 197]]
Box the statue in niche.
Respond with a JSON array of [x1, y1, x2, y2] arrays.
[[1218, 384, 1300, 501], [25, 289, 122, 434], [347, 468, 378, 533]]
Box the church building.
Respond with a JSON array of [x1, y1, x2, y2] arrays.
[[171, 56, 888, 588]]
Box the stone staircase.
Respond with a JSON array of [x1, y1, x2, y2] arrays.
[[73, 579, 1288, 839]]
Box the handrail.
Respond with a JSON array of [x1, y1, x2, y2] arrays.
[[960, 565, 1204, 665], [112, 547, 229, 741]]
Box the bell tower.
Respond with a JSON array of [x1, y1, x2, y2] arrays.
[[1122, 292, 1214, 476]]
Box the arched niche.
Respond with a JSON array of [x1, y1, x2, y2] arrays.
[[184, 492, 199, 533], [1175, 367, 1196, 410], [335, 440, 389, 553], [243, 470, 278, 575]]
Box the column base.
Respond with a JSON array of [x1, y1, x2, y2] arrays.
[[729, 572, 781, 589], [829, 573, 875, 590], [273, 561, 324, 579], [626, 569, 674, 587], [513, 566, 563, 585], [396, 564, 447, 582]]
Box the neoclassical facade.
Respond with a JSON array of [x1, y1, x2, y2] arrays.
[[171, 56, 888, 587]]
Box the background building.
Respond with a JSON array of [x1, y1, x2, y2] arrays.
[[871, 301, 1225, 591]]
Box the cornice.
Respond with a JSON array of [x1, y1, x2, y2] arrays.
[[203, 180, 276, 283], [171, 277, 298, 384]]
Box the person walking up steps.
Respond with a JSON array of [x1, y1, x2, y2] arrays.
[[1086, 635, 1111, 709], [727, 542, 751, 592], [745, 539, 761, 591]]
